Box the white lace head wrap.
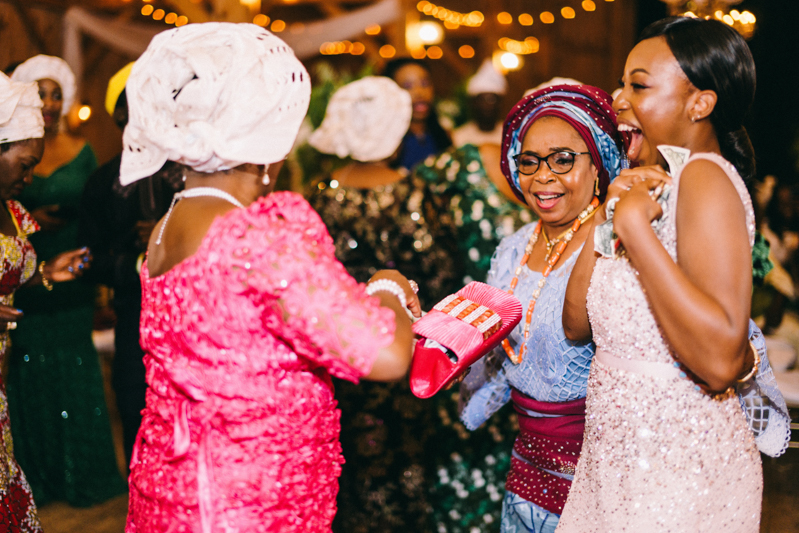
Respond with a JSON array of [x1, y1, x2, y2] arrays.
[[309, 76, 411, 162], [467, 59, 507, 96], [11, 55, 76, 117], [119, 22, 311, 185], [0, 72, 44, 144]]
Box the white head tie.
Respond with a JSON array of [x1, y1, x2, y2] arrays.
[[119, 22, 311, 185], [0, 72, 44, 144], [467, 59, 507, 96], [309, 76, 411, 162], [11, 55, 76, 117]]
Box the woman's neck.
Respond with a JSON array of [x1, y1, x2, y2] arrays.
[[409, 120, 427, 138], [332, 161, 403, 189], [541, 218, 577, 241], [44, 125, 60, 142], [651, 126, 723, 167], [184, 168, 266, 206]]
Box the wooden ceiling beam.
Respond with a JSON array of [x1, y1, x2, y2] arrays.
[[7, 0, 52, 54]]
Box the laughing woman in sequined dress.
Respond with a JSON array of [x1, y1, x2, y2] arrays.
[[0, 72, 93, 531], [458, 84, 629, 533], [559, 17, 762, 532]]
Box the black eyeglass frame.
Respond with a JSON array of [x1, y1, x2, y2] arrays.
[[512, 151, 592, 176]]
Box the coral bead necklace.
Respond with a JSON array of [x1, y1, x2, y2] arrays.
[[502, 196, 600, 364]]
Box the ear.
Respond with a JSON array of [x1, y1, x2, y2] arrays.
[[688, 89, 717, 123]]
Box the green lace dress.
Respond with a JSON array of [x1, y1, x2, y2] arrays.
[[415, 144, 533, 533], [7, 143, 126, 506]]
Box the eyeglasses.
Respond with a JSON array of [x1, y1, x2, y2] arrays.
[[512, 151, 591, 176]]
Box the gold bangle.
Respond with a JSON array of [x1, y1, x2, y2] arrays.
[[38, 261, 53, 291], [737, 340, 761, 383]]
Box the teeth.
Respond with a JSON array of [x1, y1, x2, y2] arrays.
[[617, 124, 640, 132], [537, 194, 561, 200]]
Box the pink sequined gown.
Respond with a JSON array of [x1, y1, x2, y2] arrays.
[[557, 154, 762, 532], [125, 192, 395, 533]]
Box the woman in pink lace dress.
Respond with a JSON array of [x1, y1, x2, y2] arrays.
[[560, 17, 762, 532], [120, 24, 419, 533]]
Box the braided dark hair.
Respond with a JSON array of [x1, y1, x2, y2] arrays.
[[640, 17, 756, 183]]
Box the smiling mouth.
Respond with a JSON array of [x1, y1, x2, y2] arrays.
[[618, 123, 644, 160], [533, 192, 564, 209]]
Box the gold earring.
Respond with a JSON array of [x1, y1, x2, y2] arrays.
[[594, 178, 600, 197]]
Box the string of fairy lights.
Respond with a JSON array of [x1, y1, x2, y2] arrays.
[[135, 0, 751, 64], [416, 0, 612, 29], [136, 0, 612, 59]]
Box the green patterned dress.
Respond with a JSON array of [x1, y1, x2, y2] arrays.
[[415, 144, 532, 533], [8, 143, 126, 506], [309, 171, 462, 533]]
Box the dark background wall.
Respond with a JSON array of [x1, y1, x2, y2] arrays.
[[638, 0, 799, 185]]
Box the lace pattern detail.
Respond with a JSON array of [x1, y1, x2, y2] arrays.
[[739, 322, 791, 457], [460, 223, 594, 431], [127, 192, 395, 533]]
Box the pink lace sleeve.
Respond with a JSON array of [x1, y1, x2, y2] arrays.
[[220, 192, 396, 382]]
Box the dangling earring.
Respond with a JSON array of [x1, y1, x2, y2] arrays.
[[594, 178, 600, 197], [262, 165, 270, 186]]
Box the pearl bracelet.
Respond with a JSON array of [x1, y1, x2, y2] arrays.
[[365, 279, 407, 310]]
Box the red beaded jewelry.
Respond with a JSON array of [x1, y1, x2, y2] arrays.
[[502, 196, 600, 364]]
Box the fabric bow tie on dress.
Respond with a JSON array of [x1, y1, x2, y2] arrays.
[[410, 282, 522, 398]]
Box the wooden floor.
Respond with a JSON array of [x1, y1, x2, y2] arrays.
[[35, 333, 799, 533], [38, 495, 128, 533], [35, 434, 799, 533]]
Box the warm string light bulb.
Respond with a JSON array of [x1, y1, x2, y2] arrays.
[[140, 1, 189, 26], [78, 105, 91, 122], [662, 1, 756, 39], [319, 41, 366, 56]]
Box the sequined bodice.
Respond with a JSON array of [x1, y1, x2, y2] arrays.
[[127, 192, 395, 533], [587, 153, 756, 364]]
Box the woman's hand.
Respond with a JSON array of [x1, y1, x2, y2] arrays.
[[31, 205, 68, 232], [598, 166, 671, 225], [0, 304, 23, 331], [369, 270, 422, 319], [44, 247, 92, 283]]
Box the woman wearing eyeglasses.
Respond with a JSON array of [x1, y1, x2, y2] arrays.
[[458, 85, 629, 533]]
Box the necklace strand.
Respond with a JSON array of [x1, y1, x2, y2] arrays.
[[155, 187, 246, 245], [541, 223, 578, 254], [502, 197, 600, 364]]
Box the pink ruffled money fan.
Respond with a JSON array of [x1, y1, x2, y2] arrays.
[[410, 282, 522, 398]]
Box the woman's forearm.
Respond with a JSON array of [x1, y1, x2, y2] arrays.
[[364, 293, 414, 382], [615, 214, 749, 391]]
